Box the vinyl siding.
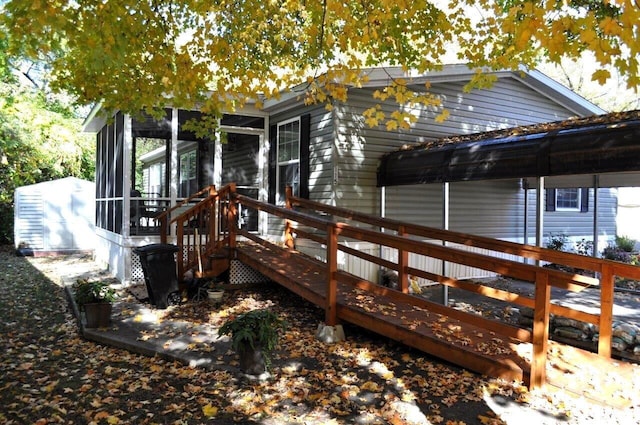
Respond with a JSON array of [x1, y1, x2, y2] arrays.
[[385, 180, 526, 240], [385, 183, 617, 247], [540, 187, 617, 251], [332, 77, 577, 215], [265, 74, 612, 276]]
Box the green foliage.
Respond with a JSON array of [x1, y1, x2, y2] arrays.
[[218, 309, 286, 370], [574, 238, 594, 257], [0, 79, 95, 244], [546, 233, 568, 251], [73, 279, 117, 309], [602, 246, 633, 264], [615, 235, 636, 252]]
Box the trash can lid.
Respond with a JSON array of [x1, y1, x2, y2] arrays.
[[133, 243, 180, 254]]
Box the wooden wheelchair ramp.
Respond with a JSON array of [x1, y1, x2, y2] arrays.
[[165, 184, 640, 408], [236, 237, 630, 407], [234, 239, 637, 408]]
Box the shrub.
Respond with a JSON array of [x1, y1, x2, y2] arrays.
[[615, 235, 636, 252], [574, 238, 594, 256], [546, 233, 568, 251], [73, 279, 117, 308], [218, 309, 287, 370], [602, 246, 633, 263]]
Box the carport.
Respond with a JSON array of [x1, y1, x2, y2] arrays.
[[378, 109, 640, 260]]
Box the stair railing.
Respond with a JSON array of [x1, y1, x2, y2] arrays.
[[157, 184, 237, 281]]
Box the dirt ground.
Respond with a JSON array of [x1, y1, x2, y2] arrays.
[[2, 247, 640, 424]]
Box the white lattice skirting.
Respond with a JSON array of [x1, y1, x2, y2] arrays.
[[229, 260, 270, 284]]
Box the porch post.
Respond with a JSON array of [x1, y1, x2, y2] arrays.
[[441, 182, 449, 306], [379, 186, 386, 271], [536, 177, 545, 252], [259, 117, 269, 235], [123, 114, 133, 237], [592, 175, 599, 257], [170, 108, 179, 238], [213, 120, 223, 189]]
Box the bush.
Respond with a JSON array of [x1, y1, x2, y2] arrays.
[[602, 246, 633, 263], [615, 235, 636, 252], [546, 233, 568, 251], [574, 238, 594, 256], [73, 279, 117, 308]]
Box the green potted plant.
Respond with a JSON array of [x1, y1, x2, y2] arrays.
[[73, 279, 117, 328], [218, 308, 286, 376]]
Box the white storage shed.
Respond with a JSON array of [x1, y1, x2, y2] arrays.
[[14, 177, 96, 255]]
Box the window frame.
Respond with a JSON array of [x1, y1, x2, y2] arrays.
[[555, 188, 581, 211], [275, 117, 301, 205]]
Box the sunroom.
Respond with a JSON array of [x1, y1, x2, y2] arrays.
[[82, 106, 268, 284]]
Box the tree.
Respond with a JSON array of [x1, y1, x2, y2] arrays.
[[539, 54, 640, 112], [0, 29, 94, 244], [2, 0, 639, 130]]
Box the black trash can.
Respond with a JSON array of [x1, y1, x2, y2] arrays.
[[134, 244, 180, 309]]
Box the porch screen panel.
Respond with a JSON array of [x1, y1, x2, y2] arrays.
[[96, 131, 105, 229], [107, 123, 115, 232], [98, 126, 110, 230], [222, 134, 260, 231], [115, 113, 124, 233]]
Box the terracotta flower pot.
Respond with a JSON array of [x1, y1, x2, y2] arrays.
[[84, 302, 112, 328], [238, 345, 266, 376]]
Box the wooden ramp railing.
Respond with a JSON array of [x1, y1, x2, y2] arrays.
[[160, 183, 640, 390]]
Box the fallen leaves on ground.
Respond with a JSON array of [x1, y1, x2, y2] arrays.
[[0, 246, 638, 424]]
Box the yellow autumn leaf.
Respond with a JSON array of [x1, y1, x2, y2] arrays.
[[203, 403, 219, 417], [591, 69, 611, 85], [361, 380, 381, 391], [435, 109, 450, 123]]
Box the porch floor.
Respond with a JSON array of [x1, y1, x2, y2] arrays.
[[235, 239, 639, 408]]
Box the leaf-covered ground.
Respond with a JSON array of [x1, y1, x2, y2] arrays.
[[1, 246, 638, 424]]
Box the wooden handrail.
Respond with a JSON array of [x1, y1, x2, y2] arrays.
[[158, 185, 217, 243], [238, 187, 640, 390], [287, 194, 640, 279], [161, 184, 237, 281]]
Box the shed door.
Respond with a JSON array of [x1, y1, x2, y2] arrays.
[[16, 191, 44, 249]]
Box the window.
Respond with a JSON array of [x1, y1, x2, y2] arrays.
[[179, 150, 197, 197], [546, 188, 588, 212], [276, 118, 300, 204], [556, 188, 580, 211]]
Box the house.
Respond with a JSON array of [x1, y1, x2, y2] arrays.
[[83, 64, 623, 285]]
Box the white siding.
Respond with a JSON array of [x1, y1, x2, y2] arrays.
[[15, 191, 45, 249], [14, 177, 96, 252]]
